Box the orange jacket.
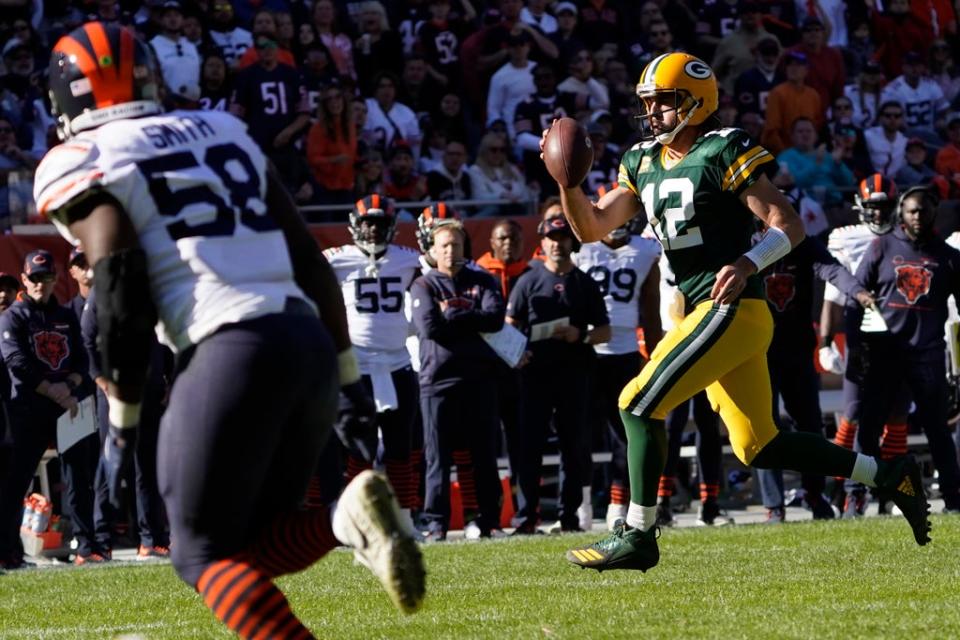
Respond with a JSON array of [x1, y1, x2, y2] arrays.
[[475, 252, 530, 299], [306, 122, 357, 191]]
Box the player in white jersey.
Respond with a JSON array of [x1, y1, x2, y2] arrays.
[[324, 194, 422, 523], [879, 52, 950, 140], [575, 219, 661, 530], [34, 22, 424, 638], [819, 174, 911, 514]]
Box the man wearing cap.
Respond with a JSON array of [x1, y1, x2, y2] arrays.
[[507, 202, 611, 533], [734, 36, 783, 115], [487, 31, 537, 139], [549, 2, 587, 70], [411, 221, 506, 540], [711, 2, 778, 96], [149, 1, 202, 107], [788, 16, 845, 109], [880, 51, 949, 144], [762, 50, 823, 154], [64, 248, 91, 324], [0, 250, 99, 568]]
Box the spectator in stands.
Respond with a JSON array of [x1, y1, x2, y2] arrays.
[[468, 131, 531, 216], [235, 10, 297, 70], [870, 0, 931, 78], [486, 31, 536, 141], [880, 51, 949, 145], [412, 222, 506, 540], [356, 149, 385, 196], [0, 251, 97, 567], [632, 21, 678, 74], [712, 2, 777, 96], [431, 92, 469, 149], [831, 123, 875, 183], [426, 140, 472, 201], [734, 35, 782, 116], [5, 20, 45, 72], [775, 117, 854, 207], [275, 11, 295, 50], [843, 19, 875, 80], [583, 123, 618, 195], [384, 142, 428, 202], [296, 22, 320, 59], [845, 60, 885, 130], [181, 7, 208, 52], [198, 53, 231, 112], [0, 114, 36, 229], [787, 16, 844, 111], [694, 0, 740, 62], [363, 71, 422, 160], [312, 0, 356, 79], [0, 273, 17, 312], [0, 36, 48, 159], [418, 125, 447, 174], [307, 84, 358, 205], [417, 0, 472, 90], [208, 1, 253, 67], [300, 43, 338, 114], [934, 113, 960, 197], [929, 40, 960, 106], [558, 46, 610, 111], [353, 1, 404, 84], [549, 2, 586, 70], [521, 0, 557, 34], [864, 101, 909, 178], [603, 58, 635, 141], [230, 34, 311, 192], [854, 186, 960, 514], [740, 110, 765, 143], [400, 55, 442, 124], [761, 51, 823, 154], [478, 0, 558, 75], [149, 1, 201, 107], [897, 138, 937, 187], [577, 0, 623, 50], [507, 211, 611, 534]]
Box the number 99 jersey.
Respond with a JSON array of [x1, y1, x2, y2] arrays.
[[617, 127, 777, 306], [33, 110, 306, 352], [575, 236, 661, 355]]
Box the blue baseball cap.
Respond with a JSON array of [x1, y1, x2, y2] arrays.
[[23, 250, 56, 277], [68, 247, 86, 266]]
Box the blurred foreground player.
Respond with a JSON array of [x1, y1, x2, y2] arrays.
[[551, 52, 932, 572], [34, 22, 424, 637]]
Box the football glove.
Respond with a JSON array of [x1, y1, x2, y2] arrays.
[[103, 425, 136, 509], [336, 380, 378, 463], [817, 344, 844, 375]]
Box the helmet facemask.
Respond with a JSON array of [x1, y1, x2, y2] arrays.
[[635, 89, 701, 145], [854, 197, 896, 235], [349, 213, 396, 256]]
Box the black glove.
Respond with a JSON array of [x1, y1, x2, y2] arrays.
[[335, 380, 378, 463], [102, 425, 137, 509]]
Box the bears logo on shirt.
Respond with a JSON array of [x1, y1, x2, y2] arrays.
[[33, 331, 70, 370], [894, 261, 933, 305], [763, 273, 796, 312]]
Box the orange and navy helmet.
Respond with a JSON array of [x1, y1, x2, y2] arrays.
[[416, 202, 460, 254], [48, 22, 161, 140], [854, 173, 898, 234], [349, 194, 397, 254]]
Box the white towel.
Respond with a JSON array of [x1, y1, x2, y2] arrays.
[[370, 367, 398, 413]]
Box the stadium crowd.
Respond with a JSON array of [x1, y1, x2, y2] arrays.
[[2, 0, 960, 565]]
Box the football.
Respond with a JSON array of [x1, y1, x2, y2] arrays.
[[542, 117, 594, 188]]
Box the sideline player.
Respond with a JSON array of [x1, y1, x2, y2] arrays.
[[552, 52, 931, 572], [324, 195, 422, 527], [34, 22, 424, 637]]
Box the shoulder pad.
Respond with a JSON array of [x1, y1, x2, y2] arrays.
[[33, 141, 104, 221]]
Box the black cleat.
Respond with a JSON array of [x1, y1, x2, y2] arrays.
[[876, 455, 931, 546]]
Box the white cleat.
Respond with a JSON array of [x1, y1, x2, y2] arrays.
[[333, 470, 426, 614]]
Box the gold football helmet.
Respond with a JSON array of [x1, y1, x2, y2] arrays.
[[635, 52, 719, 145]]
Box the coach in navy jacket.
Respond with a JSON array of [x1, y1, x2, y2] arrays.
[[411, 221, 504, 539]]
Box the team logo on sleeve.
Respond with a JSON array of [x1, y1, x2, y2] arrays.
[[33, 331, 70, 370], [763, 273, 796, 312], [893, 258, 933, 305]]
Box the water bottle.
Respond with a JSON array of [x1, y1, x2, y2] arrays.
[[21, 497, 35, 530]]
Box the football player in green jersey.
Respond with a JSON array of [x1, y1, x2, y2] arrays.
[[553, 52, 932, 572]]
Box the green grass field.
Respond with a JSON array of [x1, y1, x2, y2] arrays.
[[1, 515, 958, 639]]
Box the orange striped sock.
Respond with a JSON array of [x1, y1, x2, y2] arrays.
[[658, 476, 675, 499], [880, 423, 908, 460], [833, 418, 857, 482], [610, 482, 629, 505], [409, 448, 424, 509], [453, 450, 478, 510], [699, 483, 719, 503], [345, 454, 372, 484], [197, 558, 314, 640], [385, 458, 417, 509], [242, 507, 339, 578]]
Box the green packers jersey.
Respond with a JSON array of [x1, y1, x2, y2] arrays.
[[618, 127, 777, 306]]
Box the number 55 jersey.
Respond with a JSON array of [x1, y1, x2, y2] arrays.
[[34, 110, 305, 352], [617, 127, 777, 306]]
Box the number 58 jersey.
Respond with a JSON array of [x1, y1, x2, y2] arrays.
[[33, 110, 306, 352], [617, 127, 777, 306]]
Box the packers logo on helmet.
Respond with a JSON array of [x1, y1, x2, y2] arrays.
[[635, 52, 719, 145]]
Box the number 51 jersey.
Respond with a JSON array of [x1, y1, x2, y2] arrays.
[[617, 127, 777, 306], [33, 110, 307, 352]]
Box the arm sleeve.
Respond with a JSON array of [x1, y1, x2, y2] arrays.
[[0, 312, 42, 391]]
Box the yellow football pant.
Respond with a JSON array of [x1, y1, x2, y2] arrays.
[[618, 298, 778, 464]]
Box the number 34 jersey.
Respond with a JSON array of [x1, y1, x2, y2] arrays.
[[574, 236, 661, 355], [33, 110, 306, 353], [617, 127, 777, 306], [323, 244, 421, 371]]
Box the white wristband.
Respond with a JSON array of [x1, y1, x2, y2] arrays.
[[743, 226, 792, 272], [338, 347, 361, 386], [108, 398, 141, 429]]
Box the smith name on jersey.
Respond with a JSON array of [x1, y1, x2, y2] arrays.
[[618, 127, 776, 306], [575, 235, 660, 355], [33, 110, 307, 352], [323, 244, 420, 372]]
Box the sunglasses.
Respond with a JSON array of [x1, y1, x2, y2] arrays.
[[28, 273, 56, 284]]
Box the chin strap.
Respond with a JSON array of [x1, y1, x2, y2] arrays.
[[655, 101, 700, 145]]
